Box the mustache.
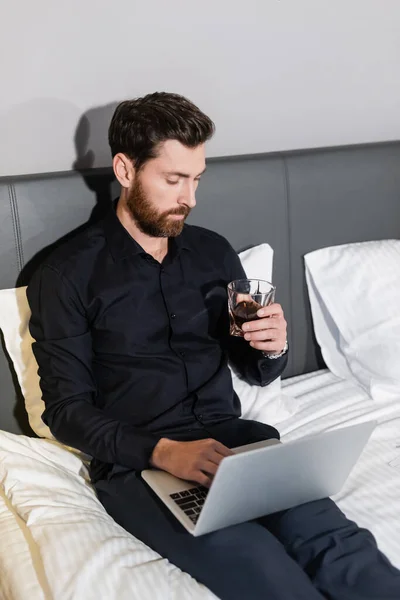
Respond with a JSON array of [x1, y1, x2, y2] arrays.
[[165, 207, 191, 217]]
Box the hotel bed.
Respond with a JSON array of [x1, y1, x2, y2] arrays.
[[0, 369, 399, 600], [1, 141, 400, 598]]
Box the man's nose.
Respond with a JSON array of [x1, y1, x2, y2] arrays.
[[181, 180, 197, 209]]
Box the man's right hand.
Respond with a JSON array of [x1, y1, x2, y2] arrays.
[[150, 438, 234, 487]]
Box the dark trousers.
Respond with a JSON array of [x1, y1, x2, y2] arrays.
[[95, 418, 400, 600]]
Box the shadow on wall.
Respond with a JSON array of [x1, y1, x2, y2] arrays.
[[0, 98, 120, 176], [8, 100, 123, 434], [73, 101, 120, 220], [17, 100, 121, 288]]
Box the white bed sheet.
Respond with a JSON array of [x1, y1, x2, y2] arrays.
[[0, 370, 399, 600], [281, 369, 400, 567]]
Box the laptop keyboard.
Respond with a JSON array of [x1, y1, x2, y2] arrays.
[[169, 486, 208, 525]]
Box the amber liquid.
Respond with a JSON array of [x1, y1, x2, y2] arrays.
[[230, 299, 262, 335]]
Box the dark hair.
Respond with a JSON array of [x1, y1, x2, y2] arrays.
[[108, 92, 215, 170]]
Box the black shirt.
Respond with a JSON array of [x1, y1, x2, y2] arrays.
[[27, 203, 288, 481]]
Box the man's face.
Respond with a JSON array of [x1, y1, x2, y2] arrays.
[[126, 140, 206, 238]]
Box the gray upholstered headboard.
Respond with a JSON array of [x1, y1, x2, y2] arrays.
[[1, 141, 400, 435]]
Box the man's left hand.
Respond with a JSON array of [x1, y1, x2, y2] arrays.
[[242, 303, 287, 355]]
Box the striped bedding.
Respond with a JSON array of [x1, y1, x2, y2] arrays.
[[0, 435, 214, 600], [281, 369, 400, 567], [0, 369, 399, 599]]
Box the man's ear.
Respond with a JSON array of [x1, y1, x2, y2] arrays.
[[113, 153, 135, 188]]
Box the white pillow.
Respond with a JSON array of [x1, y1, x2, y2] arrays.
[[233, 244, 293, 424], [238, 243, 274, 282], [0, 243, 289, 442], [305, 239, 400, 401], [305, 263, 354, 381], [0, 286, 53, 439]]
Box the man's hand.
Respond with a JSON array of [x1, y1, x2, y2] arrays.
[[150, 438, 234, 487], [242, 303, 287, 355]]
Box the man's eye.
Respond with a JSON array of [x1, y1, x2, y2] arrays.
[[167, 179, 179, 185]]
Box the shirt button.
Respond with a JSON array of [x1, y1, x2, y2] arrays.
[[179, 351, 185, 357], [171, 313, 176, 319], [198, 414, 203, 419]]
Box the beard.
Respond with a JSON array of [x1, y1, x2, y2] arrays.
[[126, 177, 191, 238]]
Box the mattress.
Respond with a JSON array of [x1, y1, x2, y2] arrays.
[[0, 370, 399, 600]]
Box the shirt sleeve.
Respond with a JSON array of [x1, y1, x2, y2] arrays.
[[222, 245, 288, 387], [27, 265, 160, 471]]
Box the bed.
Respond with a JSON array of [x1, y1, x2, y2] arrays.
[[0, 370, 399, 599], [1, 141, 400, 599]]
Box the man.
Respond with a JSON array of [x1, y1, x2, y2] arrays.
[[27, 92, 400, 600]]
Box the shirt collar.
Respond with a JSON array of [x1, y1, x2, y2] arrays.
[[103, 199, 192, 261]]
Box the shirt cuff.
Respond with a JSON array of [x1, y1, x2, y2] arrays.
[[117, 428, 161, 471], [257, 349, 289, 386]]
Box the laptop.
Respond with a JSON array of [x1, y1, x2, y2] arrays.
[[141, 420, 376, 536]]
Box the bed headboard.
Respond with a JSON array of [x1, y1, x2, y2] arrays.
[[1, 141, 400, 435]]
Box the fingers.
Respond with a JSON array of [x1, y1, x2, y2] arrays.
[[256, 303, 284, 319], [160, 439, 234, 489], [199, 460, 219, 477], [243, 319, 286, 344], [243, 315, 286, 333], [244, 328, 279, 341], [242, 303, 287, 352], [193, 439, 233, 459], [212, 440, 234, 458], [194, 472, 213, 488], [193, 441, 234, 486], [201, 441, 233, 468]]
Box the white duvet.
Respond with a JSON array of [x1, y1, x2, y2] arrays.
[[0, 436, 215, 600], [1, 370, 400, 600]]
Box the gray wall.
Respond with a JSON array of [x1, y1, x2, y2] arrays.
[[1, 0, 400, 175], [2, 141, 400, 435]]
